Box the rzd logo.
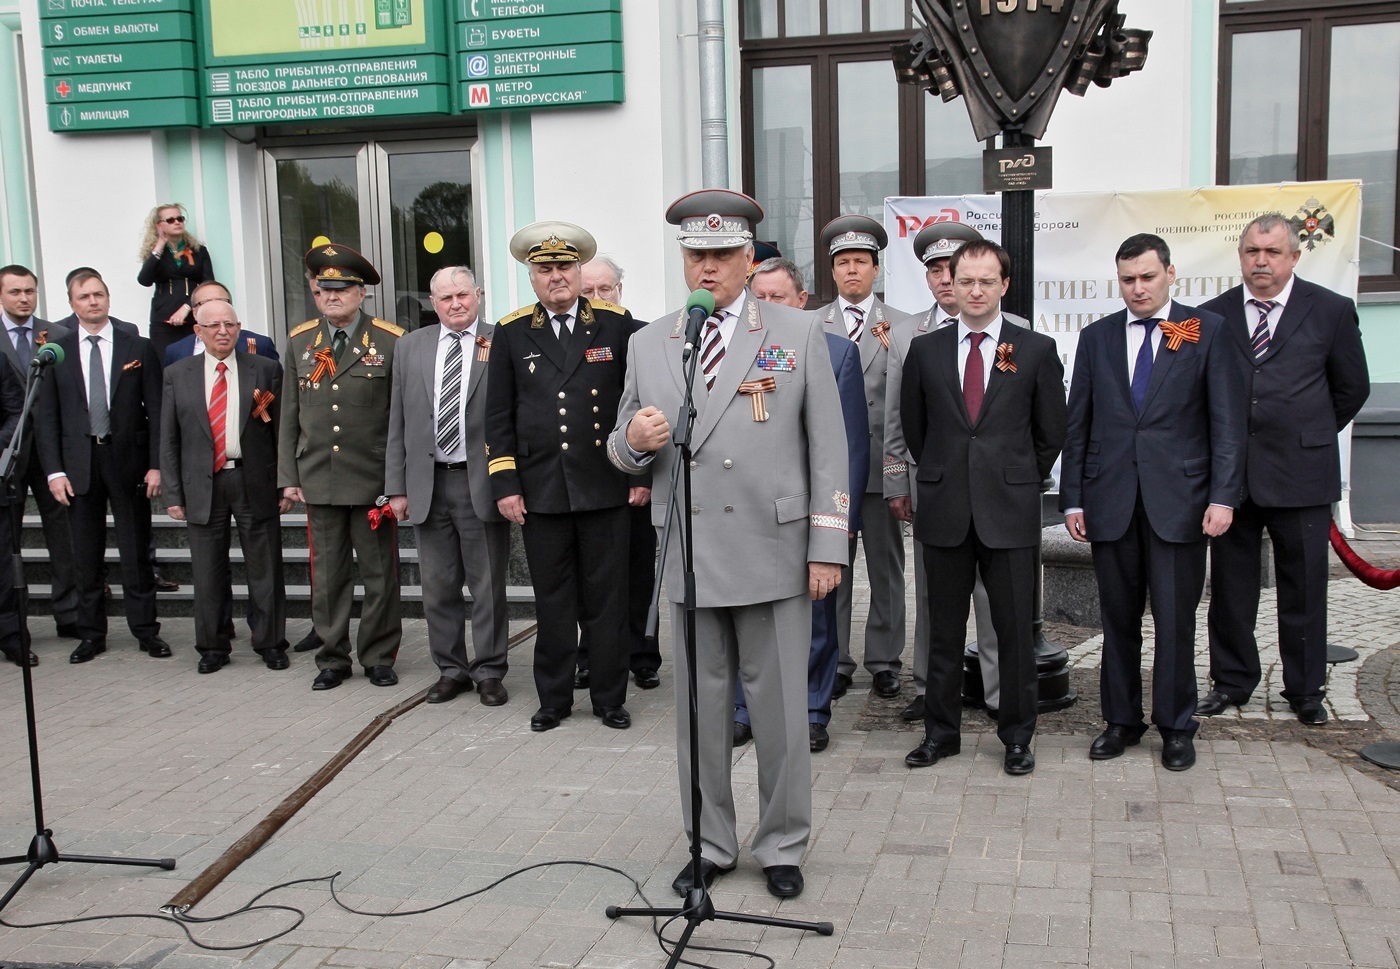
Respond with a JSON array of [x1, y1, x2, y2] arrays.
[[997, 153, 1037, 174], [895, 210, 962, 237], [468, 84, 491, 107]]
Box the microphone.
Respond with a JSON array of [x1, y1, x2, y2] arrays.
[[30, 343, 64, 368], [682, 289, 715, 361]]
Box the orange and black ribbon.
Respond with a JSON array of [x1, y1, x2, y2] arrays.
[[309, 346, 336, 383], [870, 321, 891, 351], [738, 376, 777, 422], [250, 388, 275, 423], [170, 242, 194, 267], [1160, 318, 1201, 352], [476, 334, 491, 362], [994, 342, 1017, 373]]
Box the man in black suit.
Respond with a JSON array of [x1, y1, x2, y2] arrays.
[[37, 271, 169, 663], [0, 264, 79, 648], [0, 349, 27, 667], [485, 222, 639, 732], [1061, 234, 1246, 770], [52, 268, 140, 336], [899, 240, 1066, 776], [1199, 214, 1370, 725], [160, 298, 289, 673]]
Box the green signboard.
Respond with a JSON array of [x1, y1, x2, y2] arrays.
[[46, 40, 197, 74], [457, 12, 620, 51], [48, 97, 200, 131], [47, 69, 197, 104], [459, 71, 623, 111], [456, 0, 620, 21], [40, 0, 192, 18], [203, 0, 442, 64], [458, 41, 620, 80], [204, 54, 448, 96], [45, 12, 194, 47], [206, 84, 449, 125]]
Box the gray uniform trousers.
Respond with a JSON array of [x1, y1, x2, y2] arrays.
[[836, 495, 905, 677]]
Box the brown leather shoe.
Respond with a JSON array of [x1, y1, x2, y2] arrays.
[[425, 675, 471, 704], [478, 678, 508, 706]]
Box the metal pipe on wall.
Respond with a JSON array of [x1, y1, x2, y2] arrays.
[[696, 0, 729, 188]]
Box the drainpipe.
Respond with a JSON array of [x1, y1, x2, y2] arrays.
[[697, 0, 729, 188]]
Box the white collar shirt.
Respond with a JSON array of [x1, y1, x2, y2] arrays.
[[1242, 273, 1295, 339], [204, 351, 241, 460], [956, 315, 1003, 393], [433, 321, 477, 463]]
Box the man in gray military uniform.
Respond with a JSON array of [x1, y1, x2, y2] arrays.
[[811, 215, 914, 702], [279, 243, 405, 691], [610, 189, 849, 901]]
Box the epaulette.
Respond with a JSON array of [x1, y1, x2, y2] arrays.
[[371, 317, 405, 337], [289, 319, 319, 338], [588, 298, 627, 316], [498, 305, 533, 327]]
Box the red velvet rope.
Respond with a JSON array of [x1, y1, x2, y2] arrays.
[[1330, 520, 1400, 590]]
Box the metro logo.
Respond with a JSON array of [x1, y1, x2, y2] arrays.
[[468, 83, 490, 106], [894, 210, 963, 237]]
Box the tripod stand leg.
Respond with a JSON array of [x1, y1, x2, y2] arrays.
[[0, 863, 41, 915], [57, 853, 176, 870]]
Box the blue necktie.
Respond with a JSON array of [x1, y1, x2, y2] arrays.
[[1130, 319, 1158, 414]]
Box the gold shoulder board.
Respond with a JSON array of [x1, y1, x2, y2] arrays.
[[588, 298, 627, 316], [497, 305, 534, 327], [288, 319, 319, 338], [371, 318, 405, 337]]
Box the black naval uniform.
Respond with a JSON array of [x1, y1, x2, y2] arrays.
[[485, 297, 634, 715]]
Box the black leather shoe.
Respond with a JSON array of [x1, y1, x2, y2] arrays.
[[905, 737, 960, 768], [733, 721, 753, 746], [365, 665, 398, 687], [154, 572, 180, 592], [262, 648, 290, 670], [1161, 732, 1197, 771], [69, 639, 105, 664], [872, 670, 901, 699], [573, 669, 590, 690], [763, 865, 804, 898], [55, 622, 81, 640], [671, 858, 735, 897], [593, 705, 631, 729], [530, 707, 571, 732], [809, 722, 829, 752], [1089, 724, 1148, 761], [426, 675, 471, 703], [292, 629, 322, 653], [197, 653, 229, 674], [139, 636, 172, 658], [479, 678, 509, 706], [633, 667, 660, 690], [1195, 689, 1244, 717], [3, 648, 38, 667], [832, 672, 852, 700], [1289, 696, 1328, 726], [312, 668, 346, 690], [1004, 744, 1035, 775], [900, 695, 926, 721]]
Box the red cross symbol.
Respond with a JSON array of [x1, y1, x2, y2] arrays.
[[55, 80, 71, 98]]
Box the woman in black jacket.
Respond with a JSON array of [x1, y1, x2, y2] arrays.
[[137, 203, 215, 360]]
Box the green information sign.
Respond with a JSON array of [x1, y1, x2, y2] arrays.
[[45, 12, 194, 47], [206, 84, 449, 125], [48, 97, 199, 131], [458, 42, 620, 80], [457, 12, 620, 51], [204, 0, 439, 64], [205, 54, 448, 96], [456, 0, 619, 21], [458, 71, 623, 111], [46, 40, 196, 74], [40, 0, 192, 18], [47, 68, 197, 104]]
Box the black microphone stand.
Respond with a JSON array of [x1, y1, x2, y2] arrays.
[[0, 354, 175, 915], [606, 320, 832, 965]]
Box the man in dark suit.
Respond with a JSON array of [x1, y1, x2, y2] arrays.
[[52, 268, 140, 336], [386, 265, 511, 708], [0, 349, 27, 667], [160, 298, 289, 673], [900, 240, 1066, 776], [1199, 214, 1370, 725], [486, 222, 639, 732], [38, 271, 169, 663], [1061, 234, 1246, 770], [0, 264, 79, 648], [164, 281, 280, 367]]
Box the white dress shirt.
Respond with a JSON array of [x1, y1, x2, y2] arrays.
[[204, 351, 241, 460], [838, 292, 875, 338], [1126, 301, 1169, 384], [956, 315, 1003, 393], [1242, 273, 1294, 339]]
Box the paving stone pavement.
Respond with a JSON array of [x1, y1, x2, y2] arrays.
[[0, 543, 1398, 969]]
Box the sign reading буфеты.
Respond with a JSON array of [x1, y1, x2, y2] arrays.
[[460, 72, 622, 110], [205, 84, 449, 124], [204, 55, 448, 95], [455, 0, 619, 20], [456, 12, 619, 50]]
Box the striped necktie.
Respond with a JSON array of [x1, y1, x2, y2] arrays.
[[437, 331, 463, 454], [1248, 298, 1277, 360], [845, 305, 864, 342], [210, 361, 228, 473], [700, 317, 724, 391]]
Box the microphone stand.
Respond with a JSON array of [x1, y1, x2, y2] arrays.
[[0, 355, 175, 915], [607, 322, 833, 965]]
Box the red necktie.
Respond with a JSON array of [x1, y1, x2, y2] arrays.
[[964, 332, 986, 424], [210, 361, 228, 473]]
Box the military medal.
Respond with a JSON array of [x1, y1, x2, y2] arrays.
[[584, 347, 614, 363], [755, 345, 796, 372], [738, 376, 776, 422]]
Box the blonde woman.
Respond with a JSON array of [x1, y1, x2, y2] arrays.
[[137, 203, 215, 358]]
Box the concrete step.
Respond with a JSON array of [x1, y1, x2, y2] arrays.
[[20, 545, 424, 587]]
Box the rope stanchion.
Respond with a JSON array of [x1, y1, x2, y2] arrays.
[[1329, 521, 1400, 590]]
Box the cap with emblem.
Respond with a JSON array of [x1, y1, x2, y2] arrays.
[[304, 242, 381, 289], [666, 189, 764, 250], [509, 221, 597, 265], [820, 215, 887, 261], [748, 240, 782, 279], [912, 222, 983, 266]]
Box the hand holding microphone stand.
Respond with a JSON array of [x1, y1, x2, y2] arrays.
[[0, 341, 174, 915], [606, 291, 832, 964]]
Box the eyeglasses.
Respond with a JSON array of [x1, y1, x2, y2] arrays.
[[161, 215, 187, 225]]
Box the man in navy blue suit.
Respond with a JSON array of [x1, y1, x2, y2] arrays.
[[1061, 234, 1246, 770], [164, 281, 280, 366], [735, 256, 867, 754], [1199, 214, 1370, 725]]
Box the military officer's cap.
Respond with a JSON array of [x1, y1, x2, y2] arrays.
[[509, 221, 597, 265], [820, 215, 887, 259], [304, 242, 380, 289], [912, 222, 983, 265], [666, 189, 764, 250]]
